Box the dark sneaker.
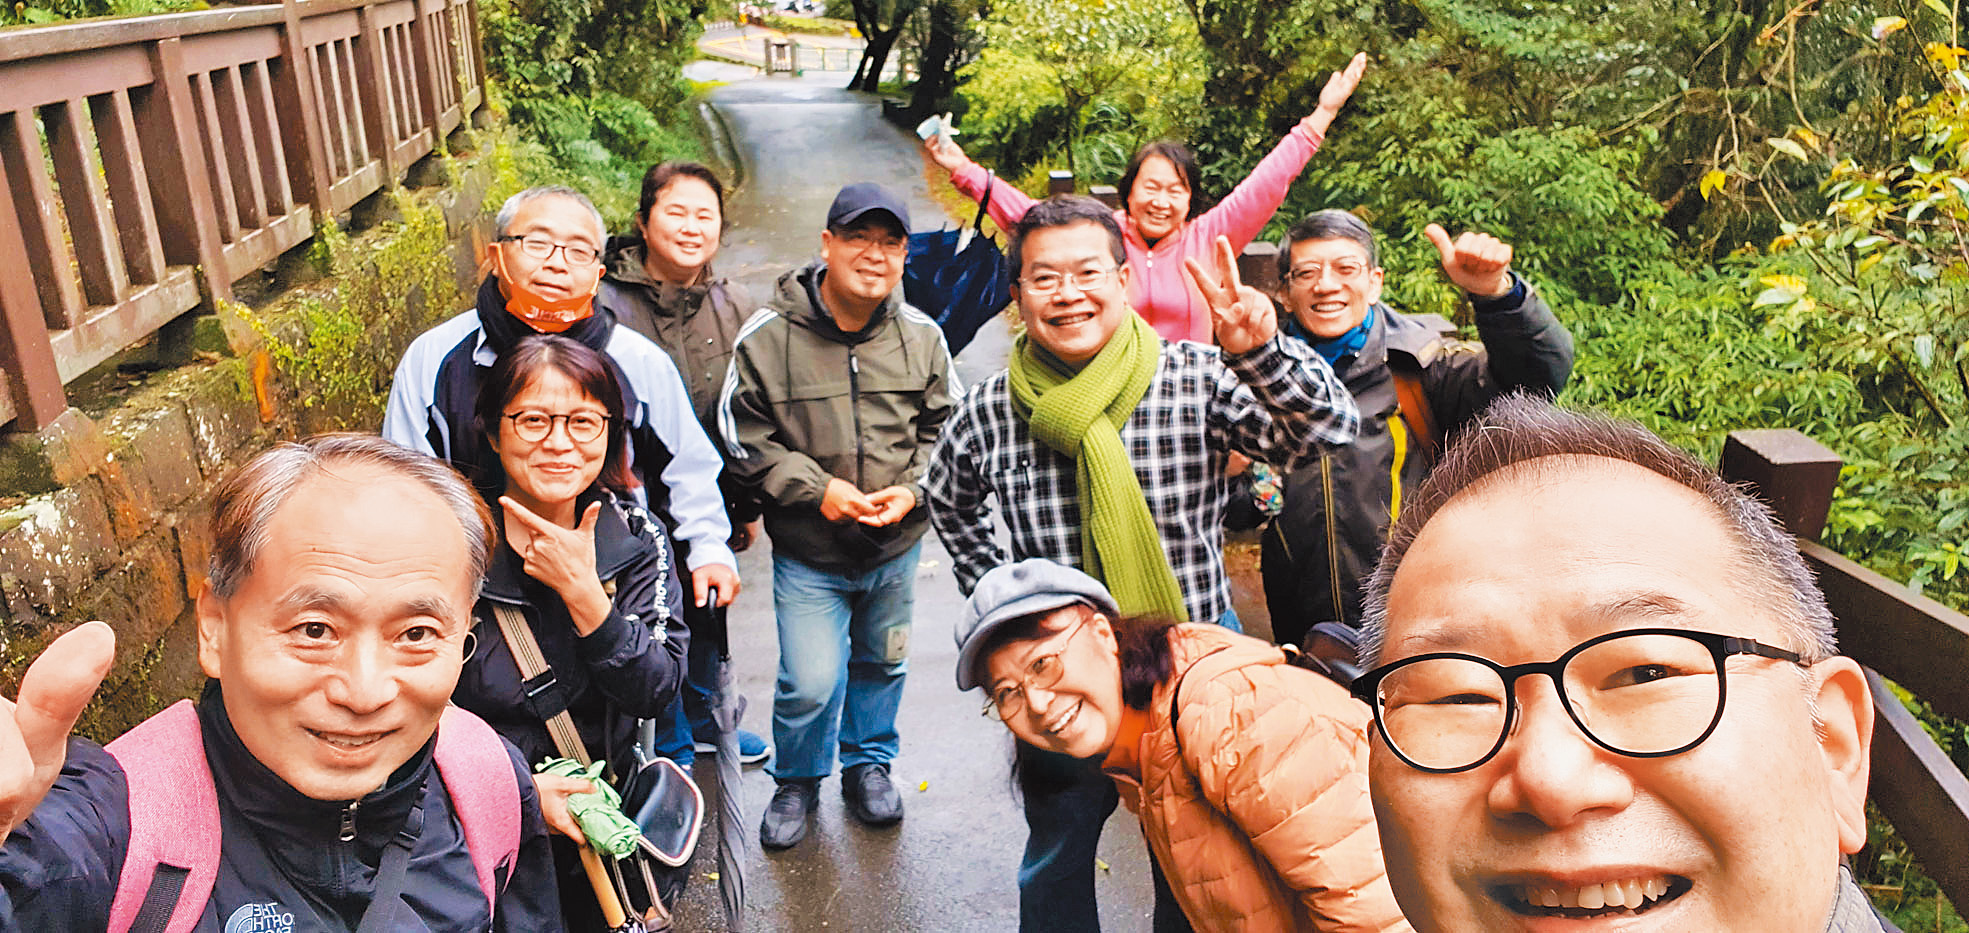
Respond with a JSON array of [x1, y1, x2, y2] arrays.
[[760, 780, 818, 850], [842, 763, 904, 827]]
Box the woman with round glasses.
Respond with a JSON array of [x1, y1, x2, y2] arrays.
[[450, 334, 688, 929], [955, 558, 1412, 933], [925, 53, 1368, 344]]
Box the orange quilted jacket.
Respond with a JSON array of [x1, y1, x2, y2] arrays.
[[1107, 625, 1413, 933]]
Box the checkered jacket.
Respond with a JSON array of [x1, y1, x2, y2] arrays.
[[925, 337, 1358, 624]]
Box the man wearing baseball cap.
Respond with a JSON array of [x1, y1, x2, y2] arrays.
[[718, 182, 960, 849]]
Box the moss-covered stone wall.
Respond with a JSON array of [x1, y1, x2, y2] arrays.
[[0, 128, 524, 743]]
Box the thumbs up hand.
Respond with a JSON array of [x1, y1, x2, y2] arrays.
[[1424, 224, 1514, 298]]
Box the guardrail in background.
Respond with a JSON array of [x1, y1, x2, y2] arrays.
[[0, 0, 486, 430], [1719, 430, 1969, 911]]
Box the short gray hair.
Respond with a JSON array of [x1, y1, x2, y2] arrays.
[[1277, 209, 1380, 282], [494, 185, 606, 242], [1359, 394, 1838, 667], [208, 434, 494, 598]]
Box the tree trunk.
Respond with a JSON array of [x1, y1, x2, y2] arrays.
[[853, 25, 906, 92], [904, 2, 961, 123]]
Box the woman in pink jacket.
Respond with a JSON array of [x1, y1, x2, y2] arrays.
[[926, 52, 1368, 344], [956, 559, 1413, 933]]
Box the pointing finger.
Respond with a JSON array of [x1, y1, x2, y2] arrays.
[[498, 496, 553, 533]]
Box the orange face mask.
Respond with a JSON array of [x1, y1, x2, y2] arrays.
[[494, 248, 598, 333]]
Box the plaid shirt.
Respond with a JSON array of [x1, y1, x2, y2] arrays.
[[925, 337, 1358, 624]]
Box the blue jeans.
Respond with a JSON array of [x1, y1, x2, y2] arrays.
[[1016, 606, 1236, 932], [769, 542, 920, 781]]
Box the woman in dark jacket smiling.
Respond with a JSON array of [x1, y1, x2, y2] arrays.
[[450, 333, 688, 928]]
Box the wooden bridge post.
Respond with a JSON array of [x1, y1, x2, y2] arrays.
[[0, 182, 68, 428], [1089, 184, 1120, 209], [353, 4, 402, 185], [465, 0, 489, 110], [139, 37, 234, 307], [1047, 170, 1075, 197], [1717, 428, 1841, 539], [408, 0, 445, 153], [276, 0, 334, 217]]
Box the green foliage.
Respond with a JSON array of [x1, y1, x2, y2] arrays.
[[480, 0, 708, 229], [1307, 120, 1676, 316], [958, 0, 1201, 180], [2, 0, 201, 26], [228, 195, 458, 424]]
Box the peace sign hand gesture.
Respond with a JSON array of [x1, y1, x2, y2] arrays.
[[0, 621, 114, 846], [1185, 235, 1278, 356]]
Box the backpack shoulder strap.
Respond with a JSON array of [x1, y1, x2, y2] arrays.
[[1165, 644, 1244, 766], [432, 705, 523, 915], [105, 700, 220, 933], [1390, 361, 1440, 463]]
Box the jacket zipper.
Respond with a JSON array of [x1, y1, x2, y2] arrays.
[[849, 349, 866, 488], [1322, 454, 1343, 617], [339, 799, 359, 843]]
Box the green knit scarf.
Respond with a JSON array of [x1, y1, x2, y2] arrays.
[[1009, 314, 1188, 621]]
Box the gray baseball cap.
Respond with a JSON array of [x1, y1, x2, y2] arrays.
[[955, 558, 1118, 691]]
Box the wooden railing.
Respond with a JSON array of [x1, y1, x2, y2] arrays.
[[1720, 430, 1969, 910], [0, 0, 485, 430]]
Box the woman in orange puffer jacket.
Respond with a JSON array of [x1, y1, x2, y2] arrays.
[[956, 558, 1413, 933]]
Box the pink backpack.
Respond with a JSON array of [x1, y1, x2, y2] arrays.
[[102, 701, 523, 933]]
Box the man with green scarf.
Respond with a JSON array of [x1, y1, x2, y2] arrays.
[[924, 195, 1359, 933]]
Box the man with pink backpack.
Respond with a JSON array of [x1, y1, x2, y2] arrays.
[[0, 435, 563, 932]]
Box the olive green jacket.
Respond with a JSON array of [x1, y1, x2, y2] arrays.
[[717, 262, 960, 571], [598, 240, 753, 428], [598, 238, 761, 527]]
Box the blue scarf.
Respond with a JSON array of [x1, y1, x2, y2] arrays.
[[1282, 304, 1377, 365]]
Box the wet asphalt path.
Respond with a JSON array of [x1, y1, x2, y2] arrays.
[[664, 73, 1161, 932]]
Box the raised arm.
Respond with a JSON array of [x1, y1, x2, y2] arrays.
[[927, 134, 1039, 234], [1190, 52, 1368, 251], [1427, 223, 1574, 395]]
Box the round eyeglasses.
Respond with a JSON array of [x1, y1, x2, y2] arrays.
[[504, 410, 611, 444], [982, 618, 1090, 721], [1349, 628, 1807, 774]]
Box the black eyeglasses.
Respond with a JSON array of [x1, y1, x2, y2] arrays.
[[1350, 628, 1807, 774], [497, 234, 601, 266], [503, 410, 611, 444]]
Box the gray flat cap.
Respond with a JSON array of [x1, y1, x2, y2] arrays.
[[955, 558, 1118, 691]]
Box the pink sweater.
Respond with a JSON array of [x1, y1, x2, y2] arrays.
[[950, 126, 1324, 344]]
